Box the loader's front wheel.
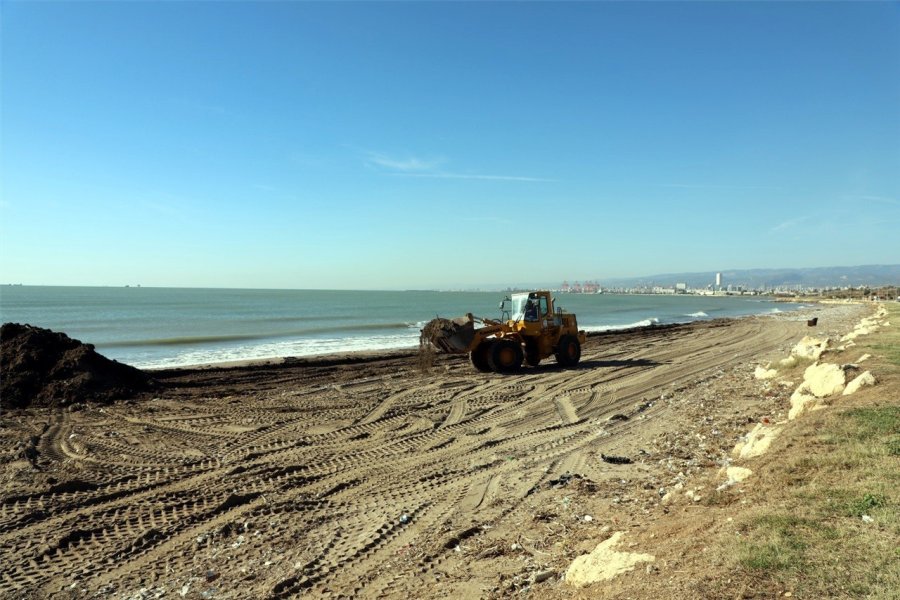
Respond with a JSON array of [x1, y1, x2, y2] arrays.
[[488, 340, 523, 373], [555, 335, 581, 367], [470, 341, 493, 373]]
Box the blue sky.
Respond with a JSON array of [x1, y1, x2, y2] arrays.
[[1, 2, 898, 290]]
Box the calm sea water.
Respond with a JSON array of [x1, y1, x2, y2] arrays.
[[0, 286, 803, 369]]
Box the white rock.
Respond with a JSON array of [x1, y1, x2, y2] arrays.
[[803, 363, 845, 397], [789, 383, 819, 420], [754, 366, 778, 380], [779, 356, 798, 368], [791, 336, 829, 360], [565, 532, 655, 586], [857, 354, 871, 363], [726, 466, 753, 483], [843, 371, 876, 395], [733, 423, 782, 459]]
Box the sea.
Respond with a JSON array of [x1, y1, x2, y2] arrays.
[[0, 286, 805, 370]]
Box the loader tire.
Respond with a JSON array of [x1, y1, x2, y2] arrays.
[[555, 335, 581, 367], [470, 341, 493, 373], [524, 340, 541, 367], [488, 339, 523, 373]]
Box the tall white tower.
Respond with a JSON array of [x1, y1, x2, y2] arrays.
[[715, 272, 722, 288]]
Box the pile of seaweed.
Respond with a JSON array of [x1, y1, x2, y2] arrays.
[[1, 323, 152, 408]]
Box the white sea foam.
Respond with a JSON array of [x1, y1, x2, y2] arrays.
[[686, 311, 709, 318], [136, 332, 421, 369], [582, 318, 659, 333]]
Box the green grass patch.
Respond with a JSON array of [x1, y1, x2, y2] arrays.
[[887, 437, 900, 456], [822, 406, 900, 466], [869, 343, 900, 366], [845, 406, 900, 435], [846, 493, 886, 517]]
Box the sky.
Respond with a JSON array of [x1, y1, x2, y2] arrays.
[[1, 1, 898, 290]]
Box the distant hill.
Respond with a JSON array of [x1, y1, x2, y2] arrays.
[[599, 265, 900, 289]]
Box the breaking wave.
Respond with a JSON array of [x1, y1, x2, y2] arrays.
[[582, 318, 660, 333]]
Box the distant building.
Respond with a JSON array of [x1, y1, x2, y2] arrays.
[[715, 272, 722, 288]]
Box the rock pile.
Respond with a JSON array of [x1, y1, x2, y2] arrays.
[[1, 323, 152, 408]]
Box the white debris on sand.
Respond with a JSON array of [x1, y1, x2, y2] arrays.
[[716, 466, 753, 491], [565, 532, 655, 587], [791, 336, 829, 360], [754, 365, 779, 380], [733, 423, 782, 459], [779, 356, 799, 368]]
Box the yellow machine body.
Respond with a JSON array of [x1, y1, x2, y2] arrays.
[[423, 291, 586, 373]]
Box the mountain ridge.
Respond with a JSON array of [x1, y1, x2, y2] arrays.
[[595, 264, 900, 289]]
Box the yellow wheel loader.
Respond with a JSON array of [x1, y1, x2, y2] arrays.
[[421, 291, 587, 373]]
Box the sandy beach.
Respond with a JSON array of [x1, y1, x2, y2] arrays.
[[0, 302, 881, 598]]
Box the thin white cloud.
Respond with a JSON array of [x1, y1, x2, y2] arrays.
[[365, 152, 442, 172], [769, 216, 809, 234], [398, 172, 555, 183], [364, 150, 553, 182], [657, 183, 783, 191]]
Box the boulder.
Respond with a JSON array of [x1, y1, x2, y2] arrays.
[[843, 371, 876, 396], [565, 532, 654, 586], [791, 336, 828, 360], [803, 363, 845, 397], [754, 365, 778, 380], [733, 423, 782, 459]]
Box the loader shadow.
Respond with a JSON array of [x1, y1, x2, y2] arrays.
[[572, 357, 663, 370], [516, 357, 663, 374]]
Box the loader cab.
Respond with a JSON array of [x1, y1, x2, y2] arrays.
[[509, 292, 553, 328]]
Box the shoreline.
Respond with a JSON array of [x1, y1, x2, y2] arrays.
[[142, 304, 833, 374], [143, 319, 718, 374]]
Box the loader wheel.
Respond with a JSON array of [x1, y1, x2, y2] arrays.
[[470, 341, 493, 373], [524, 340, 541, 367], [555, 335, 581, 367], [488, 340, 523, 373]]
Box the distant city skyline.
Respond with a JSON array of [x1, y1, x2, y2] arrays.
[[2, 2, 898, 289]]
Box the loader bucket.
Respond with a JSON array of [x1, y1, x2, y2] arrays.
[[421, 317, 476, 354]]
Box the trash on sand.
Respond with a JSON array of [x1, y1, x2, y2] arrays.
[[400, 513, 410, 524], [531, 570, 556, 584], [601, 454, 633, 465], [548, 472, 580, 487], [862, 515, 874, 524]]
